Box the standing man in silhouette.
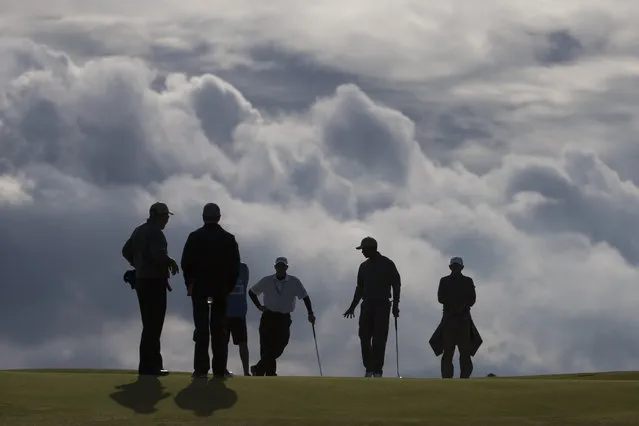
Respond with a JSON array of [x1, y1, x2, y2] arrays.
[[122, 202, 180, 377], [181, 203, 241, 379], [343, 237, 401, 378], [248, 257, 315, 376], [224, 261, 252, 376], [437, 256, 476, 379]]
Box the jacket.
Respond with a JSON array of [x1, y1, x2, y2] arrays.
[[122, 219, 170, 280], [180, 223, 240, 299]]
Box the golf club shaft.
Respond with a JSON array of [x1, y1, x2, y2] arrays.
[[395, 316, 400, 378], [312, 324, 323, 376]]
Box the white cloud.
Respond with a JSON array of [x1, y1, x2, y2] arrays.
[[2, 2, 639, 378]]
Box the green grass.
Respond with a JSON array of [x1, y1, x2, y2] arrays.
[[2, 369, 639, 425]]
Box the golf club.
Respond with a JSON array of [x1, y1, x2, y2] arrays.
[[311, 322, 323, 376], [395, 316, 402, 378]]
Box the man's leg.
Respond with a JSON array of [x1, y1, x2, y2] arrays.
[[266, 313, 291, 376], [229, 316, 251, 375], [358, 303, 375, 376], [456, 319, 474, 379], [251, 312, 270, 376], [135, 282, 152, 374], [192, 297, 211, 375], [136, 280, 167, 374], [370, 302, 391, 376], [239, 342, 250, 376], [210, 299, 229, 377], [440, 319, 457, 379]]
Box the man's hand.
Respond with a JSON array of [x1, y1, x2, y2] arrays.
[[168, 258, 179, 276], [308, 312, 316, 324], [392, 305, 400, 318], [187, 282, 193, 297], [343, 306, 355, 318]]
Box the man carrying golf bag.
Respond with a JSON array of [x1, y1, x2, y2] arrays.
[[121, 202, 180, 377], [343, 237, 401, 378]]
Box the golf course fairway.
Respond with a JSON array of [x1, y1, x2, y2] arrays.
[[1, 369, 639, 425]]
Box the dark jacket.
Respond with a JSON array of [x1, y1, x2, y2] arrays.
[[180, 223, 240, 300], [122, 219, 170, 280], [437, 273, 476, 317], [356, 252, 401, 304], [428, 318, 483, 357], [429, 272, 482, 356]]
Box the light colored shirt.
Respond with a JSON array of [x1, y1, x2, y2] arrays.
[[250, 273, 308, 314]]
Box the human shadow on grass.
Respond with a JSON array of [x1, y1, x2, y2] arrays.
[[174, 377, 238, 417], [109, 375, 171, 414]]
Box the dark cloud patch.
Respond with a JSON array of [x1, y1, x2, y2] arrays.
[[535, 30, 584, 65], [189, 75, 257, 151], [506, 152, 639, 265], [321, 85, 412, 186]]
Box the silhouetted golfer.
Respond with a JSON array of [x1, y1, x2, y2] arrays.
[[344, 237, 401, 378], [437, 256, 476, 378], [248, 257, 315, 376], [122, 202, 179, 376], [181, 203, 241, 379]]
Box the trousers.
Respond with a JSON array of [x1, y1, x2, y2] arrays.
[[254, 310, 292, 376], [440, 315, 473, 378], [135, 278, 168, 374], [192, 296, 228, 376], [358, 300, 391, 374]]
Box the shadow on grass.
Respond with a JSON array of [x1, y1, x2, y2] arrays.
[[109, 375, 171, 414], [174, 377, 238, 417]]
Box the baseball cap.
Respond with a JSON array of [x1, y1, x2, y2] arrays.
[[356, 236, 377, 250], [149, 202, 173, 216], [202, 202, 221, 218], [450, 257, 464, 266], [275, 256, 288, 266]]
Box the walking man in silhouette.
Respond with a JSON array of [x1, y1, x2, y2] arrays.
[[343, 237, 401, 377], [224, 261, 251, 376], [248, 257, 316, 376], [437, 256, 476, 378], [181, 203, 241, 379], [122, 202, 180, 376]]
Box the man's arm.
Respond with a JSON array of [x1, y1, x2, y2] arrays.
[[347, 265, 364, 311], [248, 278, 266, 311], [389, 260, 401, 307], [122, 233, 134, 266], [226, 237, 241, 295], [466, 277, 476, 308], [180, 232, 196, 289], [296, 279, 315, 323], [148, 228, 172, 267], [437, 277, 446, 305]]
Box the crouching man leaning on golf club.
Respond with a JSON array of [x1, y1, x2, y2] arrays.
[[248, 257, 315, 376]]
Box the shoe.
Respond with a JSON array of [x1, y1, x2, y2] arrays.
[[365, 372, 373, 378], [373, 372, 383, 378], [213, 370, 234, 379], [192, 372, 208, 379], [250, 365, 261, 376]]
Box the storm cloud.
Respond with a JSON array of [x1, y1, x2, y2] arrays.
[[2, 2, 639, 378]]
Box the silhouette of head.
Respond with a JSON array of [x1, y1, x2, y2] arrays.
[[149, 202, 173, 229], [356, 236, 378, 258], [449, 256, 464, 273], [274, 257, 288, 278], [202, 203, 221, 224]]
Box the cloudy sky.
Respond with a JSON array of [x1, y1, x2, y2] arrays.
[[2, 1, 639, 379]]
